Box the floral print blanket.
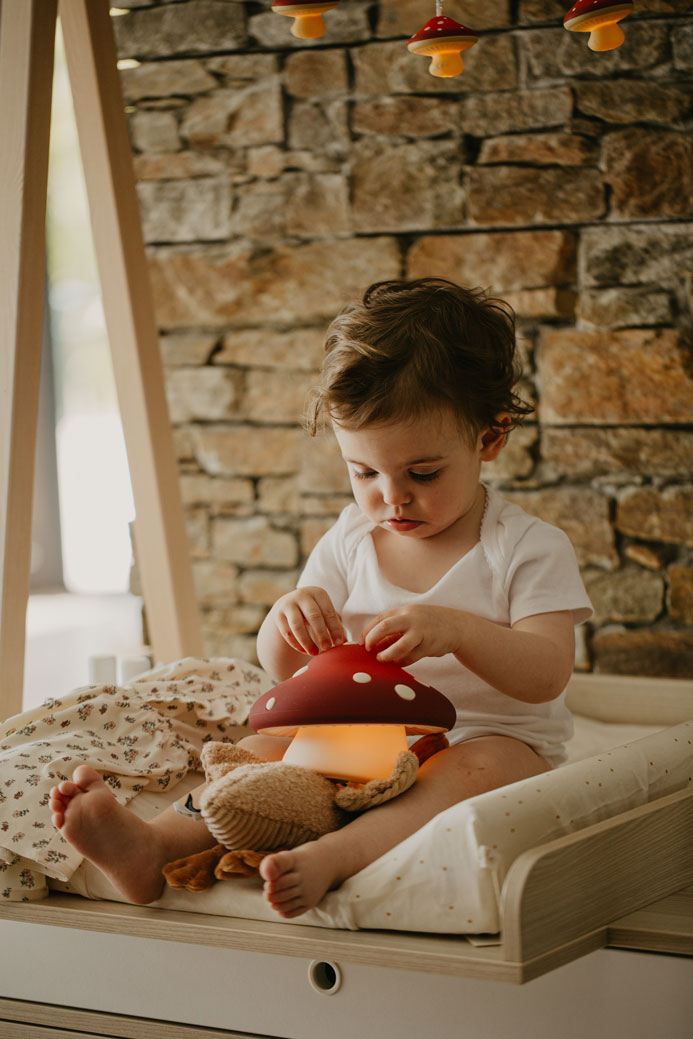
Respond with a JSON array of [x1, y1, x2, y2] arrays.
[[0, 657, 271, 901]]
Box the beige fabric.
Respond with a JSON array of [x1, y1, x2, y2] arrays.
[[334, 751, 418, 810], [196, 742, 420, 857], [56, 717, 692, 935], [163, 744, 420, 887], [199, 760, 347, 851], [0, 657, 269, 900]]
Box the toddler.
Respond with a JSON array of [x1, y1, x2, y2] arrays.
[[50, 278, 591, 917]]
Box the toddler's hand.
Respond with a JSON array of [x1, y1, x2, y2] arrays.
[[270, 587, 346, 656], [362, 605, 463, 665]]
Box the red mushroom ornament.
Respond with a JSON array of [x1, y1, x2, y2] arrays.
[[249, 643, 456, 783], [271, 0, 339, 39], [563, 0, 634, 51], [408, 15, 478, 79]]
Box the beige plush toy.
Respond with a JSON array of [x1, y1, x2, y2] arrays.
[[163, 644, 455, 892], [163, 739, 425, 891]]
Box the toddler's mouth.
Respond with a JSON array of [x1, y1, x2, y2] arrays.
[[384, 517, 422, 532]]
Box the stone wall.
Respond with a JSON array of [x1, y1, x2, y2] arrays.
[[114, 0, 693, 676]]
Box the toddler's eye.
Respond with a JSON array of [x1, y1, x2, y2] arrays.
[[352, 469, 377, 480], [410, 470, 440, 482]]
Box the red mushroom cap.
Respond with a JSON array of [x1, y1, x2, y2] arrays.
[[564, 0, 633, 27], [408, 16, 478, 47], [250, 643, 456, 736]]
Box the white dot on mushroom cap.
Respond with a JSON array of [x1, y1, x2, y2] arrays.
[[265, 697, 276, 710], [292, 665, 309, 677], [395, 683, 416, 701], [352, 672, 372, 683]]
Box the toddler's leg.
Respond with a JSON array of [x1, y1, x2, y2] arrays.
[[50, 766, 217, 904], [260, 735, 550, 918], [50, 735, 292, 904], [234, 734, 292, 761]]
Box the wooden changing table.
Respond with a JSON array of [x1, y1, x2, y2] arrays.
[[1, 675, 692, 1038], [0, 885, 692, 1039]]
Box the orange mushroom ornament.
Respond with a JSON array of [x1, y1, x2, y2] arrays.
[[563, 0, 634, 51], [271, 0, 339, 39], [250, 643, 456, 783], [408, 15, 478, 78]]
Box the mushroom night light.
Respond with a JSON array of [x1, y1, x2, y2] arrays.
[[563, 0, 634, 51], [407, 9, 478, 79], [249, 643, 456, 784], [271, 0, 340, 39]]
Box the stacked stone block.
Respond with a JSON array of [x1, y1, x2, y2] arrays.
[[114, 0, 693, 675]]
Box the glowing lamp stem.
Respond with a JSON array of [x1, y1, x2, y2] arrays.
[[588, 21, 626, 50], [290, 14, 326, 38], [430, 51, 464, 77], [282, 724, 409, 783]]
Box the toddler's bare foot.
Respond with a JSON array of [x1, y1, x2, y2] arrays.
[[49, 764, 167, 904], [259, 841, 344, 918]]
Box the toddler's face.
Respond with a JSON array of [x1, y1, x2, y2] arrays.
[[334, 409, 503, 542]]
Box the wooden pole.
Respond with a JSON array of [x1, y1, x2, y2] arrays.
[[0, 0, 203, 722], [0, 0, 58, 720]]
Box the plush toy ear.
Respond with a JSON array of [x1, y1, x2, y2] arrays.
[[201, 742, 263, 783], [334, 750, 418, 811]]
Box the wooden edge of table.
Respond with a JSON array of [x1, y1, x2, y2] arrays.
[[0, 994, 259, 1039], [565, 674, 693, 726], [2, 789, 692, 986], [501, 786, 693, 979], [606, 885, 693, 957], [0, 893, 520, 984]]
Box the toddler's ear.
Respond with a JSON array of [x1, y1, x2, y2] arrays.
[[480, 414, 510, 461]]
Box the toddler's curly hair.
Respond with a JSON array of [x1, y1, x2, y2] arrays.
[[306, 278, 533, 441]]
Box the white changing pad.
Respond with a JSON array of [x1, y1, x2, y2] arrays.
[[55, 715, 692, 935]]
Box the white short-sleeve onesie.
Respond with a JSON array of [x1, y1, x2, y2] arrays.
[[298, 485, 592, 766]]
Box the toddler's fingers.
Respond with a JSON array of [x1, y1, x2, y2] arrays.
[[282, 628, 310, 655], [278, 603, 319, 655], [323, 610, 346, 647], [309, 589, 346, 646], [298, 594, 344, 653], [376, 641, 424, 666], [364, 623, 422, 664], [362, 614, 401, 652]]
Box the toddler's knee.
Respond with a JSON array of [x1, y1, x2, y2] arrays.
[[236, 733, 290, 762]]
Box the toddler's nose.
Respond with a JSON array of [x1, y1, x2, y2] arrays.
[[382, 478, 412, 506]]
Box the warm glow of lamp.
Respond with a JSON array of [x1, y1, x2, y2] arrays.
[[563, 0, 634, 51], [249, 644, 456, 784], [407, 15, 478, 79], [283, 724, 409, 783], [271, 0, 339, 39]]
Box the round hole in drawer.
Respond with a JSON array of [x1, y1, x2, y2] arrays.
[[308, 960, 342, 995]]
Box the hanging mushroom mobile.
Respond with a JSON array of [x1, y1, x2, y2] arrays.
[[271, 0, 340, 40], [563, 0, 634, 51], [407, 1, 478, 79], [249, 643, 456, 783]]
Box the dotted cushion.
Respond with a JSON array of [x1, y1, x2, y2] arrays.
[[56, 718, 692, 935]]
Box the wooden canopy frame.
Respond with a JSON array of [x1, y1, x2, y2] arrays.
[[0, 8, 691, 1007], [0, 0, 203, 722]]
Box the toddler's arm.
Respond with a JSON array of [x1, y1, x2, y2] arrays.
[[257, 587, 346, 683], [362, 606, 575, 704]]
